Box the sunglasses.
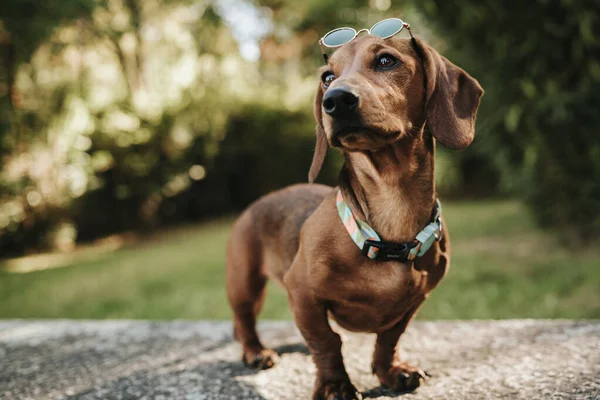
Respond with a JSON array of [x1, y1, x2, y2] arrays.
[[318, 18, 413, 63]]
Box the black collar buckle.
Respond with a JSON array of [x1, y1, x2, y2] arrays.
[[362, 239, 419, 262]]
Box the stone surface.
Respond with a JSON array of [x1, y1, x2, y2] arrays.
[[0, 320, 599, 400]]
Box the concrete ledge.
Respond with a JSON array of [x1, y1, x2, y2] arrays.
[[1, 320, 599, 399]]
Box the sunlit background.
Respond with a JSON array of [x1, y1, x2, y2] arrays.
[[0, 0, 598, 319]]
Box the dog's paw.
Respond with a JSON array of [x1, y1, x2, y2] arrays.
[[313, 380, 362, 400], [242, 348, 279, 370], [373, 361, 427, 393]]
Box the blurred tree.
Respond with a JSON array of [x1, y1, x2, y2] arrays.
[[0, 0, 262, 254], [0, 0, 100, 146], [0, 0, 100, 254], [413, 0, 600, 240]]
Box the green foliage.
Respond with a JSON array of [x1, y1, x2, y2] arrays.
[[0, 0, 101, 147], [0, 0, 99, 61], [413, 0, 600, 239], [0, 0, 249, 254]]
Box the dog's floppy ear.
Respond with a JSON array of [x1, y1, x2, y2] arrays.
[[414, 38, 483, 150], [308, 87, 328, 183]]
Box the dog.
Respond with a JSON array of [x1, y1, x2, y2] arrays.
[[226, 31, 483, 399]]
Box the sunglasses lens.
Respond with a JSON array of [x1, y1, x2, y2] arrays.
[[322, 28, 356, 47], [370, 18, 404, 38]]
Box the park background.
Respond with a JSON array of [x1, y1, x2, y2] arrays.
[[0, 0, 598, 320]]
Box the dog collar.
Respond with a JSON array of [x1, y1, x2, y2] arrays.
[[335, 190, 443, 262]]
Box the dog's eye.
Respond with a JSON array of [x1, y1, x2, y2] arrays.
[[321, 71, 335, 88], [376, 54, 399, 70]]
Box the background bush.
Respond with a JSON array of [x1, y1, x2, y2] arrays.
[[0, 0, 598, 256]]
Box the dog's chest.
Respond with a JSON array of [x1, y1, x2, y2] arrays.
[[324, 261, 429, 333]]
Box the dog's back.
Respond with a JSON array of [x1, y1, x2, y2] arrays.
[[227, 183, 332, 287]]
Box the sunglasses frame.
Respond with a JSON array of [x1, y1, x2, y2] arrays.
[[318, 18, 413, 63]]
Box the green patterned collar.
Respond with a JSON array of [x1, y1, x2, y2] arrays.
[[335, 190, 443, 262]]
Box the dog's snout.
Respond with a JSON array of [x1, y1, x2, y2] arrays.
[[322, 87, 359, 118]]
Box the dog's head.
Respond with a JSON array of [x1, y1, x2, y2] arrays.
[[308, 35, 483, 182]]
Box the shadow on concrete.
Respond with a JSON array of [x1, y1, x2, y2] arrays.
[[273, 342, 310, 356], [61, 339, 269, 400], [64, 341, 313, 400], [362, 386, 416, 399], [66, 359, 269, 400]]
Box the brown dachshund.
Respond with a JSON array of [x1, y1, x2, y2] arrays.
[[226, 34, 483, 399]]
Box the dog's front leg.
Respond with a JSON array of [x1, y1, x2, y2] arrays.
[[290, 289, 361, 400], [371, 303, 427, 393], [285, 265, 361, 400]]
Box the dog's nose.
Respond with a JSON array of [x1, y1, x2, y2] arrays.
[[322, 87, 359, 118]]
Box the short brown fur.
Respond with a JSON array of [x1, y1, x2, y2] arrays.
[[226, 35, 483, 399]]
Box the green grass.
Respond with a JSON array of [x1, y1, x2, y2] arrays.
[[1, 200, 599, 319]]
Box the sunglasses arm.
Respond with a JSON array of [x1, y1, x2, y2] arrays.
[[318, 39, 329, 63], [404, 23, 414, 39]]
